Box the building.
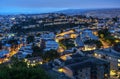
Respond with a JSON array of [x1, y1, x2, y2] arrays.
[[41, 32, 55, 39], [3, 44, 11, 52], [56, 54, 110, 79], [44, 39, 59, 51], [24, 57, 43, 66], [94, 49, 120, 71], [15, 44, 33, 59], [74, 35, 84, 49], [65, 57, 110, 79], [75, 35, 97, 51], [0, 50, 9, 58], [80, 29, 98, 42]]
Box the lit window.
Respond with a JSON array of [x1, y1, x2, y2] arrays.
[[109, 57, 111, 60], [105, 74, 108, 77], [98, 54, 101, 57], [58, 68, 63, 72], [39, 62, 43, 64], [118, 59, 120, 62], [118, 63, 120, 66], [94, 53, 97, 57], [33, 60, 35, 63]]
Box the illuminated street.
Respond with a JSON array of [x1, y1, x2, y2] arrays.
[[0, 45, 22, 64]]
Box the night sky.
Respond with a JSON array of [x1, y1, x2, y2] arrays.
[[0, 0, 120, 14]]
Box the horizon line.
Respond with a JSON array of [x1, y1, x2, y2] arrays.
[[0, 7, 120, 15]]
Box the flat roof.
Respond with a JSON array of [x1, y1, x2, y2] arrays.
[[95, 49, 120, 58]]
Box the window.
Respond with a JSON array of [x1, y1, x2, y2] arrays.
[[118, 59, 120, 62], [118, 63, 120, 66]]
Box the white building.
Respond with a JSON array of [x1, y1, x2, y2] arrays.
[[44, 39, 59, 51], [81, 29, 98, 41], [15, 44, 33, 59], [41, 32, 55, 39], [0, 50, 9, 58]]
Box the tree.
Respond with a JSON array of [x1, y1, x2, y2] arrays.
[[0, 60, 51, 79], [98, 28, 116, 46], [7, 39, 19, 51], [112, 17, 118, 22], [58, 42, 67, 50], [113, 42, 120, 52], [84, 40, 103, 49], [36, 33, 41, 37], [0, 41, 2, 50], [43, 50, 60, 62], [98, 28, 110, 38], [27, 35, 35, 44], [32, 46, 43, 57], [59, 39, 75, 49]]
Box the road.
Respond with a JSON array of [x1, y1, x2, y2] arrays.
[[0, 45, 22, 64], [100, 39, 110, 48]]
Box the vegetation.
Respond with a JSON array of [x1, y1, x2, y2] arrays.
[[32, 47, 60, 62], [98, 28, 116, 46], [84, 39, 103, 49], [98, 28, 111, 38], [112, 17, 119, 22], [0, 41, 2, 50], [10, 15, 90, 34], [0, 58, 51, 79], [27, 35, 35, 44], [58, 42, 67, 50], [113, 42, 120, 52], [7, 39, 19, 51], [42, 50, 60, 62], [32, 46, 43, 57], [59, 39, 75, 49]]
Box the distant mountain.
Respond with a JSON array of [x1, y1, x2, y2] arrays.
[[55, 9, 88, 15], [55, 8, 120, 18]]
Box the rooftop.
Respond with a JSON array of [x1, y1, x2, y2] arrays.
[[64, 56, 109, 71], [95, 49, 120, 58]]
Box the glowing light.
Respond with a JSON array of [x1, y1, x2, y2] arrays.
[[24, 59, 27, 62], [58, 68, 63, 72], [110, 70, 116, 76], [94, 53, 97, 57], [118, 59, 120, 62], [39, 62, 43, 64], [33, 60, 35, 63], [118, 63, 120, 66]]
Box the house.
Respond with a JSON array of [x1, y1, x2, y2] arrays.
[[15, 44, 33, 59], [44, 39, 59, 51], [0, 50, 9, 58], [80, 29, 98, 41], [24, 57, 43, 66], [94, 48, 120, 71], [3, 44, 11, 52], [75, 29, 98, 51], [41, 32, 55, 39], [74, 35, 84, 49], [57, 55, 110, 79]]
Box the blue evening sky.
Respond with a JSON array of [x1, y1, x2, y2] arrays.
[[0, 0, 120, 14]]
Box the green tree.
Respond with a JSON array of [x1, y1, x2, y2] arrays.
[[43, 50, 60, 62], [84, 40, 103, 49], [59, 39, 75, 49], [98, 28, 110, 38], [32, 46, 43, 57], [27, 35, 35, 44], [0, 41, 2, 50], [0, 60, 51, 79]]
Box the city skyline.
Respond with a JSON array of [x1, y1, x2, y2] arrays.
[[0, 0, 120, 14]]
